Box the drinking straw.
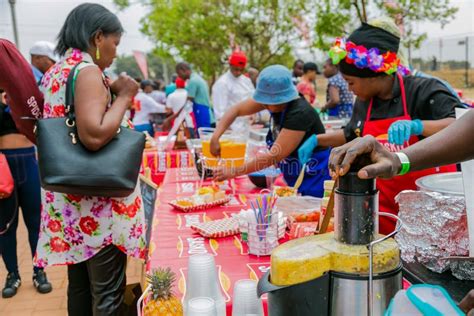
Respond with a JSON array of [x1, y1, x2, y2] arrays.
[[266, 194, 271, 223], [262, 196, 268, 220], [250, 201, 259, 224], [257, 197, 264, 223]]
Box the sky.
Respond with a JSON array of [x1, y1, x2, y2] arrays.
[[0, 0, 154, 56], [0, 0, 473, 62], [415, 0, 474, 38]]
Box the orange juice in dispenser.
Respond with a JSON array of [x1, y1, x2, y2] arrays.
[[199, 128, 246, 168]]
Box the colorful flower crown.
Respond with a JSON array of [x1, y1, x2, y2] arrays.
[[329, 37, 410, 76]]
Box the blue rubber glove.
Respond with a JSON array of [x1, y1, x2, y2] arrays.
[[298, 135, 318, 165], [388, 119, 423, 146]]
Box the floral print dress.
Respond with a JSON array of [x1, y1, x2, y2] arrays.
[[34, 48, 147, 267]]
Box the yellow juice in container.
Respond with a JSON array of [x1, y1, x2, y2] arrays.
[[201, 139, 246, 168], [270, 232, 400, 286], [201, 140, 218, 167], [221, 141, 246, 167]]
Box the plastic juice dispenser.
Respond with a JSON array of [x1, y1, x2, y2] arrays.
[[258, 172, 403, 316], [200, 128, 247, 169], [220, 136, 246, 168]]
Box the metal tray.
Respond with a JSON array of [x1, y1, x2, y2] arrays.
[[415, 172, 464, 196]]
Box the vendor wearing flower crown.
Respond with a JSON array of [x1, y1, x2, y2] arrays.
[[298, 23, 463, 234]]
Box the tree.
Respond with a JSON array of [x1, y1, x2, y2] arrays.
[[114, 53, 175, 82], [380, 0, 458, 55], [115, 0, 458, 78], [115, 0, 307, 79], [311, 0, 458, 52]]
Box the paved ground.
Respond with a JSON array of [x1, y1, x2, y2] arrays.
[[0, 212, 144, 316]]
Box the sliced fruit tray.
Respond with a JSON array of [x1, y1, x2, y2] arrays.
[[169, 196, 232, 212]]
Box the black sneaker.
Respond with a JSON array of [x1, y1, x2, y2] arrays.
[[2, 272, 21, 298], [33, 270, 52, 294]]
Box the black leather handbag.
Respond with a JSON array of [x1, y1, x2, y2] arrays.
[[36, 63, 145, 197]]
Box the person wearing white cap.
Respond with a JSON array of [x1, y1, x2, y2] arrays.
[[29, 41, 57, 83]]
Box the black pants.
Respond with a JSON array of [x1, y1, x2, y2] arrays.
[[67, 245, 127, 316], [0, 147, 41, 274]]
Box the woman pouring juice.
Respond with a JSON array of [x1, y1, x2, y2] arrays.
[[211, 65, 330, 197], [297, 23, 463, 233]]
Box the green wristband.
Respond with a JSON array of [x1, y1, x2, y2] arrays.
[[395, 152, 410, 176]]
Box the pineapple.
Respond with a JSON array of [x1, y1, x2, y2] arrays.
[[144, 268, 183, 316]]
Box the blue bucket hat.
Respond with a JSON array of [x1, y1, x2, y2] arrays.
[[253, 65, 299, 105]]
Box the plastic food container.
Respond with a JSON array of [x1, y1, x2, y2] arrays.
[[288, 210, 320, 223], [288, 222, 319, 240], [273, 186, 297, 197], [202, 137, 247, 168], [386, 285, 464, 316], [199, 128, 247, 168], [276, 196, 321, 215]]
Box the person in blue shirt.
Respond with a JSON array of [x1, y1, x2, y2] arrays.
[[175, 62, 213, 129]]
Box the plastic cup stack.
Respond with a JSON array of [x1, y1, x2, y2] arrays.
[[184, 254, 226, 315], [187, 297, 217, 316], [231, 280, 264, 316]]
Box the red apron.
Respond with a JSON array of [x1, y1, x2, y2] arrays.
[[362, 74, 457, 234]]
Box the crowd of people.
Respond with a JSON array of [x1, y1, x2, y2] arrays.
[[125, 35, 354, 139], [0, 2, 473, 315]]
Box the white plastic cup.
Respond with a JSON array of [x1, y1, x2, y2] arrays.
[[184, 254, 226, 315], [187, 297, 217, 316], [231, 280, 264, 316]]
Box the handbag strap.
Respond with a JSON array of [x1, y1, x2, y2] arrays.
[[65, 62, 107, 122], [64, 62, 83, 122], [63, 62, 115, 145]]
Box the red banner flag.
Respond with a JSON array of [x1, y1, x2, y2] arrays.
[[133, 50, 149, 79]]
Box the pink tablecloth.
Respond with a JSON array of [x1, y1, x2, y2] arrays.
[[147, 167, 277, 315], [141, 149, 194, 186]]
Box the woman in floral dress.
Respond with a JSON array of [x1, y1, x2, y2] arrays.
[[34, 3, 146, 315]]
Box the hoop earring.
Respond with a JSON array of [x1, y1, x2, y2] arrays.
[[96, 47, 100, 60]]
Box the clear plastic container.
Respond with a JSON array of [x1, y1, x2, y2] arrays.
[[386, 285, 465, 316], [406, 285, 464, 316], [386, 290, 422, 316], [248, 222, 279, 256], [187, 297, 217, 316], [201, 133, 247, 169], [184, 254, 226, 315], [231, 280, 264, 316]]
